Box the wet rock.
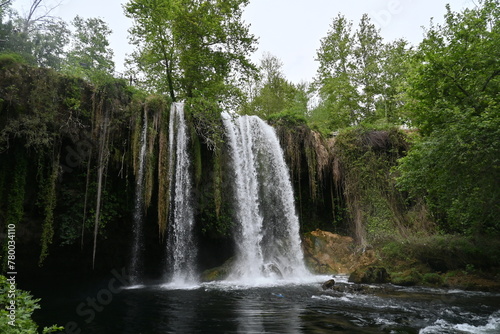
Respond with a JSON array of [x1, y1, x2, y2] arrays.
[[262, 263, 283, 279], [348, 266, 391, 284], [321, 279, 336, 290], [302, 230, 376, 274], [326, 282, 394, 294], [201, 257, 235, 282], [391, 269, 422, 286]]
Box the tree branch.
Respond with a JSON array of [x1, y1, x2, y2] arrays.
[[482, 69, 500, 92]]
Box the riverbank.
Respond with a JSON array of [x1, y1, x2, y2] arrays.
[[303, 230, 500, 292]]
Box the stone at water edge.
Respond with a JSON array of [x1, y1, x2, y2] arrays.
[[302, 229, 377, 274], [321, 279, 336, 290], [348, 266, 391, 284]]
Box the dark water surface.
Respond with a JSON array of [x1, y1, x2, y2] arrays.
[[32, 275, 500, 333]]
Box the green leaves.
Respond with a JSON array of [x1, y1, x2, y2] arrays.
[[398, 0, 500, 234], [64, 16, 115, 85], [313, 14, 410, 130], [125, 0, 257, 103]]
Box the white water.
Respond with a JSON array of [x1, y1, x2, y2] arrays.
[[130, 108, 148, 284], [222, 112, 310, 283], [166, 102, 197, 285]]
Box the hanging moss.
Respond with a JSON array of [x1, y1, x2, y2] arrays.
[[1, 148, 27, 270], [191, 127, 202, 187], [333, 127, 412, 245], [157, 103, 171, 238], [213, 148, 223, 219], [38, 149, 60, 266], [144, 96, 165, 210]]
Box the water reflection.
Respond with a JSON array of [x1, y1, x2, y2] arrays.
[[235, 289, 304, 333], [32, 277, 500, 333]]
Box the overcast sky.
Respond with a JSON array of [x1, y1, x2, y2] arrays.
[[12, 0, 473, 83]]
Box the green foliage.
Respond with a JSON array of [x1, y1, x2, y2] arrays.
[[0, 275, 63, 333], [313, 14, 411, 130], [37, 153, 59, 266], [398, 0, 500, 234], [267, 110, 307, 127], [0, 53, 28, 66], [334, 126, 411, 244], [241, 53, 309, 120], [64, 16, 114, 85], [125, 0, 257, 102], [380, 234, 500, 272], [58, 177, 125, 246], [186, 96, 224, 151], [1, 149, 27, 270]]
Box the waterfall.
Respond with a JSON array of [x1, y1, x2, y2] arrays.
[[222, 112, 309, 281], [130, 108, 148, 284], [166, 102, 197, 285]]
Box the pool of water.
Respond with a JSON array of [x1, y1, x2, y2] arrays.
[[32, 275, 500, 333]]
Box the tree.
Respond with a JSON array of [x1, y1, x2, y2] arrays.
[[314, 14, 359, 129], [125, 0, 257, 104], [241, 53, 306, 118], [65, 15, 115, 84], [313, 14, 412, 130], [31, 20, 69, 69], [0, 1, 68, 69], [397, 0, 500, 234], [375, 39, 412, 124], [353, 14, 383, 121]]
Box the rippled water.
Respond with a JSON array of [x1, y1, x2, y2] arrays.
[[32, 275, 500, 333]]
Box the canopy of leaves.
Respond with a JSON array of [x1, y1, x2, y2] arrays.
[[125, 0, 257, 105], [397, 0, 500, 234], [313, 14, 411, 131]]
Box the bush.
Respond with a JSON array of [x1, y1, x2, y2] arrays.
[[0, 276, 63, 333]]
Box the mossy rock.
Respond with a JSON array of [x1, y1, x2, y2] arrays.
[[348, 266, 391, 284], [422, 273, 444, 286], [391, 269, 422, 286], [200, 257, 235, 282]]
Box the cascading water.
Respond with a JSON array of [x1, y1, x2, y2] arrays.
[[222, 112, 309, 282], [130, 108, 148, 285], [166, 102, 197, 285]]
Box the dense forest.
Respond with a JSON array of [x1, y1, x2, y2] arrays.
[[0, 0, 499, 332]]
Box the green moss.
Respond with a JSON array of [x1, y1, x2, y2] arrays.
[[391, 269, 422, 286], [422, 273, 444, 286], [38, 153, 60, 267], [2, 149, 27, 271]]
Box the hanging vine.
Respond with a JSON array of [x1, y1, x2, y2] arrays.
[[38, 145, 61, 266], [1, 148, 27, 271], [91, 88, 111, 269], [157, 104, 170, 239]]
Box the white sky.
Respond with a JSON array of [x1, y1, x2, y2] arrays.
[[12, 0, 473, 83]]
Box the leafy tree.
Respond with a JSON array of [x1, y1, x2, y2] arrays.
[[65, 15, 115, 84], [0, 1, 68, 69], [125, 0, 257, 104], [397, 0, 500, 234], [30, 20, 69, 69], [313, 14, 412, 130], [241, 53, 308, 119], [375, 39, 412, 124], [314, 13, 359, 129], [353, 14, 383, 121]]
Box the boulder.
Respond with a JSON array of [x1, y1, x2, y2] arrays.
[[321, 278, 336, 290], [348, 266, 391, 284], [200, 257, 235, 282], [302, 229, 376, 274]]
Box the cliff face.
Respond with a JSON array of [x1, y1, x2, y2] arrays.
[[0, 62, 413, 278]]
